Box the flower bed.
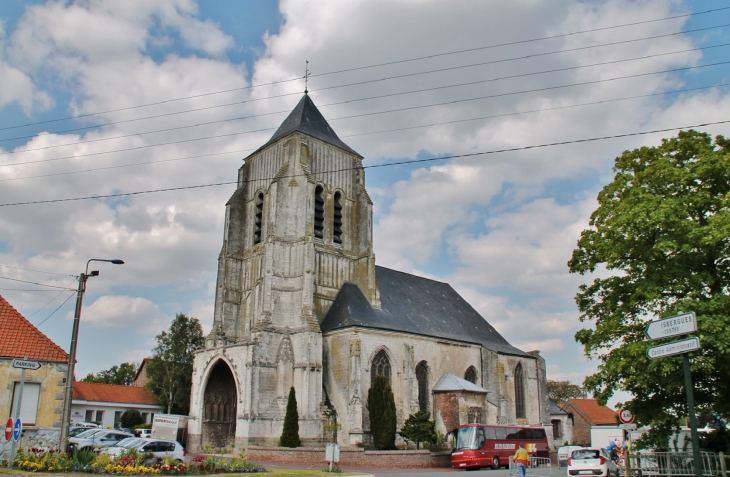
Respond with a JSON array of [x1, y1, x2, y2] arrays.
[[10, 447, 266, 474]]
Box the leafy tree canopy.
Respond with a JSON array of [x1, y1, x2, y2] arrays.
[[80, 362, 137, 386], [568, 130, 730, 448], [145, 313, 204, 414], [399, 411, 437, 450], [547, 380, 585, 404]]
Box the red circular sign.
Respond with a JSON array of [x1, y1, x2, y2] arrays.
[[4, 418, 12, 441], [619, 408, 635, 424]]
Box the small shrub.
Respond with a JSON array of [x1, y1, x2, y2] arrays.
[[278, 387, 301, 447]]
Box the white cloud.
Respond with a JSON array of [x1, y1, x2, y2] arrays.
[[74, 295, 167, 331]]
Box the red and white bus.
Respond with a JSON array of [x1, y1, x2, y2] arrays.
[[450, 424, 549, 470]]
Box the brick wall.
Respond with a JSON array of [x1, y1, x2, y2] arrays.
[[246, 446, 452, 468], [561, 402, 590, 446]]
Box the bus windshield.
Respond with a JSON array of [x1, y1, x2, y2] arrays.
[[451, 426, 478, 451]]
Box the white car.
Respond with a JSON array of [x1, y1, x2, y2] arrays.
[[100, 437, 144, 455], [68, 430, 134, 452], [104, 438, 185, 462], [567, 448, 619, 477]]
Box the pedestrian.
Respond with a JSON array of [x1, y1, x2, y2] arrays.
[[514, 443, 530, 477]]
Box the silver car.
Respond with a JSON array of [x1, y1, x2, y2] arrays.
[[68, 430, 134, 451], [104, 438, 185, 462]]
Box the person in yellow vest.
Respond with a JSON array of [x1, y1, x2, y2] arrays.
[[514, 444, 530, 477]]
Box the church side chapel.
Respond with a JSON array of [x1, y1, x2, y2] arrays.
[[187, 93, 550, 450]]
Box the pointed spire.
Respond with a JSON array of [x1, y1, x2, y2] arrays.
[[257, 95, 360, 156]]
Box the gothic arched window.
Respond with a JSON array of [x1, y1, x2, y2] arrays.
[[333, 191, 343, 244], [371, 350, 391, 386], [464, 366, 478, 384], [515, 363, 526, 419], [314, 185, 324, 239], [254, 192, 264, 244], [416, 361, 429, 412]]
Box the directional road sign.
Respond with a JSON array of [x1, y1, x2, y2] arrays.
[[13, 418, 21, 441], [4, 418, 12, 441], [12, 358, 41, 370], [619, 408, 635, 424], [647, 337, 701, 360], [645, 312, 697, 341]]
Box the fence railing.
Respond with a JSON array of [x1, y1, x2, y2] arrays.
[[509, 456, 552, 477], [626, 452, 722, 477]]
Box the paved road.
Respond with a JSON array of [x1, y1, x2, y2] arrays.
[[265, 462, 566, 477]]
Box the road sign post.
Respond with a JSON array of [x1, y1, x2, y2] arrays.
[[4, 418, 12, 441], [8, 357, 29, 466], [645, 313, 702, 477]]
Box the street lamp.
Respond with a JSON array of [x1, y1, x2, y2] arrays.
[[59, 259, 124, 451]]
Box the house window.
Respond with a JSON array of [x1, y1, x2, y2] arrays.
[[254, 192, 264, 244], [142, 412, 149, 423], [333, 192, 343, 244], [552, 419, 563, 439], [85, 410, 93, 422], [371, 350, 391, 386], [515, 363, 526, 419], [114, 411, 122, 427], [96, 410, 105, 423], [416, 361, 429, 412], [314, 185, 324, 239], [464, 366, 478, 384], [11, 382, 40, 426]]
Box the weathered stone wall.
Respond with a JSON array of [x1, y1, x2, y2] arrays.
[[245, 446, 452, 468], [0, 359, 66, 428], [560, 402, 591, 446], [0, 427, 61, 459]]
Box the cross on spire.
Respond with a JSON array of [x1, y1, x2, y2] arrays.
[[304, 60, 310, 94]]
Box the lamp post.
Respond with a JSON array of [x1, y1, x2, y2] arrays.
[[59, 259, 124, 451]]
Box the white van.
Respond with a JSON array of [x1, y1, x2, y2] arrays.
[[558, 445, 583, 468]]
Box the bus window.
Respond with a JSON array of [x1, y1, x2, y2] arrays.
[[452, 426, 478, 451], [476, 427, 486, 449], [495, 427, 507, 440], [517, 429, 529, 439], [506, 429, 520, 440], [533, 428, 547, 440], [484, 426, 496, 440]]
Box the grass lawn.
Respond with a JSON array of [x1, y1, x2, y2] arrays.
[[0, 467, 356, 477]]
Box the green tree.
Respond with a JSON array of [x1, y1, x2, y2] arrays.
[[81, 362, 137, 386], [547, 380, 585, 404], [145, 313, 204, 414], [399, 411, 437, 450], [568, 130, 730, 448], [278, 387, 301, 447], [120, 409, 144, 429], [367, 374, 396, 450]]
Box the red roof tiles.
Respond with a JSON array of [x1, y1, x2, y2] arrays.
[[0, 294, 69, 362], [564, 398, 617, 425], [73, 382, 159, 405]]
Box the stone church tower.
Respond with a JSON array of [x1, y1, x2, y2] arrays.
[[188, 94, 378, 448], [188, 94, 551, 451]]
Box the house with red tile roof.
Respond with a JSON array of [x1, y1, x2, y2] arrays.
[[71, 381, 162, 429], [560, 398, 618, 446], [0, 295, 69, 430]]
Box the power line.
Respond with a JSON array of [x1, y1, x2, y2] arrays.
[[0, 288, 68, 292], [25, 281, 77, 319], [3, 81, 727, 183], [3, 58, 728, 169], [2, 118, 728, 207], [35, 292, 76, 328], [0, 263, 75, 277], [0, 275, 75, 289], [2, 21, 727, 144], [0, 5, 726, 133]]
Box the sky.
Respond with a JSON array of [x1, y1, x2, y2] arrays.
[[0, 0, 728, 407]]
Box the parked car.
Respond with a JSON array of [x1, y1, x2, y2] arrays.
[[135, 429, 152, 438], [558, 446, 583, 468], [567, 448, 619, 477], [69, 426, 97, 437], [104, 438, 185, 462], [68, 430, 134, 452], [99, 438, 144, 455], [73, 422, 101, 428]]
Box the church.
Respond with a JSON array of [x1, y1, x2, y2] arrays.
[[187, 94, 550, 450]]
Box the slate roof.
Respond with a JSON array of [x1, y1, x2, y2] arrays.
[[433, 371, 488, 394], [320, 266, 527, 356], [549, 398, 567, 415], [254, 94, 360, 156], [563, 398, 617, 425], [73, 382, 159, 405], [0, 294, 69, 362]]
